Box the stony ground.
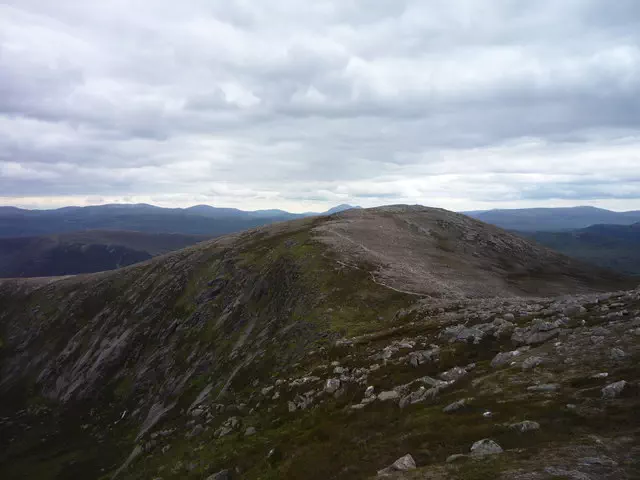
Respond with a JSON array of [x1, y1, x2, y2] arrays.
[[0, 207, 638, 480]]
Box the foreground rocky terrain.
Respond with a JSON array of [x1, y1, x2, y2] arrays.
[[0, 206, 638, 479]]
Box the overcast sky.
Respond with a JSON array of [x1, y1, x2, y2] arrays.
[[1, 1, 640, 212]]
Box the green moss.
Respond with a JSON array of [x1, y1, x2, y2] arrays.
[[114, 375, 135, 400], [453, 456, 512, 480]]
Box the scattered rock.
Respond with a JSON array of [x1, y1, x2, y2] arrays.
[[509, 420, 540, 433], [610, 348, 626, 360], [564, 305, 587, 316], [364, 386, 375, 398], [470, 439, 503, 456], [446, 454, 467, 463], [601, 380, 626, 398], [522, 356, 545, 370], [377, 454, 416, 476], [407, 346, 440, 367], [491, 348, 527, 367], [244, 426, 256, 436], [543, 467, 591, 480], [512, 319, 563, 345], [190, 407, 205, 417], [186, 424, 204, 438], [215, 417, 240, 438], [443, 398, 471, 413], [527, 383, 560, 393], [440, 324, 484, 344], [206, 469, 231, 480], [324, 378, 341, 394], [378, 391, 400, 402], [439, 366, 468, 382]]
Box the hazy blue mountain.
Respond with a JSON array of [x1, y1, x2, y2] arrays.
[[324, 203, 362, 215], [466, 206, 640, 231], [0, 230, 210, 278], [521, 222, 640, 275], [0, 203, 359, 238]]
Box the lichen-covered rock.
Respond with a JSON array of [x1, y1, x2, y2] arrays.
[[522, 356, 545, 370], [206, 469, 231, 480], [509, 420, 540, 432], [491, 349, 524, 367], [377, 390, 400, 402], [407, 346, 440, 367], [377, 453, 416, 476], [610, 348, 626, 360], [602, 380, 627, 398], [440, 324, 485, 344], [438, 366, 468, 382], [527, 383, 560, 392], [324, 378, 341, 394], [443, 398, 471, 413], [470, 439, 503, 456]]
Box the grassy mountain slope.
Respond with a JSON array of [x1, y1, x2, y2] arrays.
[[0, 231, 210, 278], [0, 206, 638, 480]]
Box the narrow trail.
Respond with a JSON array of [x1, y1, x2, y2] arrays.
[[324, 227, 444, 298]]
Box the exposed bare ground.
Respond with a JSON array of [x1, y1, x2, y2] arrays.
[[314, 205, 634, 298]]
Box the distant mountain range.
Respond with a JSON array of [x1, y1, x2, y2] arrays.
[[465, 206, 640, 231], [0, 230, 210, 278], [0, 203, 360, 277], [463, 206, 640, 275], [6, 203, 640, 277], [0, 203, 360, 238], [520, 223, 640, 275]]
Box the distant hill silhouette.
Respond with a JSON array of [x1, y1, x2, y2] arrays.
[[521, 222, 640, 275], [466, 206, 640, 231], [0, 203, 360, 238], [0, 230, 209, 277]]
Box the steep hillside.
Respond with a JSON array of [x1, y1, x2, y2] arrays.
[[466, 206, 640, 232], [0, 206, 638, 480], [0, 231, 210, 278], [522, 223, 640, 275]]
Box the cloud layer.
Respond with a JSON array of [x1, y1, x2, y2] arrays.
[[1, 0, 640, 211]]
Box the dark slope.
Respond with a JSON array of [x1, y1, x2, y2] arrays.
[[0, 206, 638, 480], [466, 206, 640, 231], [0, 230, 210, 278], [522, 222, 640, 275]]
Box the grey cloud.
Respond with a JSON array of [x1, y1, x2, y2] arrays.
[[1, 0, 640, 211]]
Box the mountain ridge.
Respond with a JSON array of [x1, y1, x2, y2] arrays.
[[466, 206, 640, 231], [520, 222, 640, 275], [0, 203, 361, 238], [0, 205, 638, 479]]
